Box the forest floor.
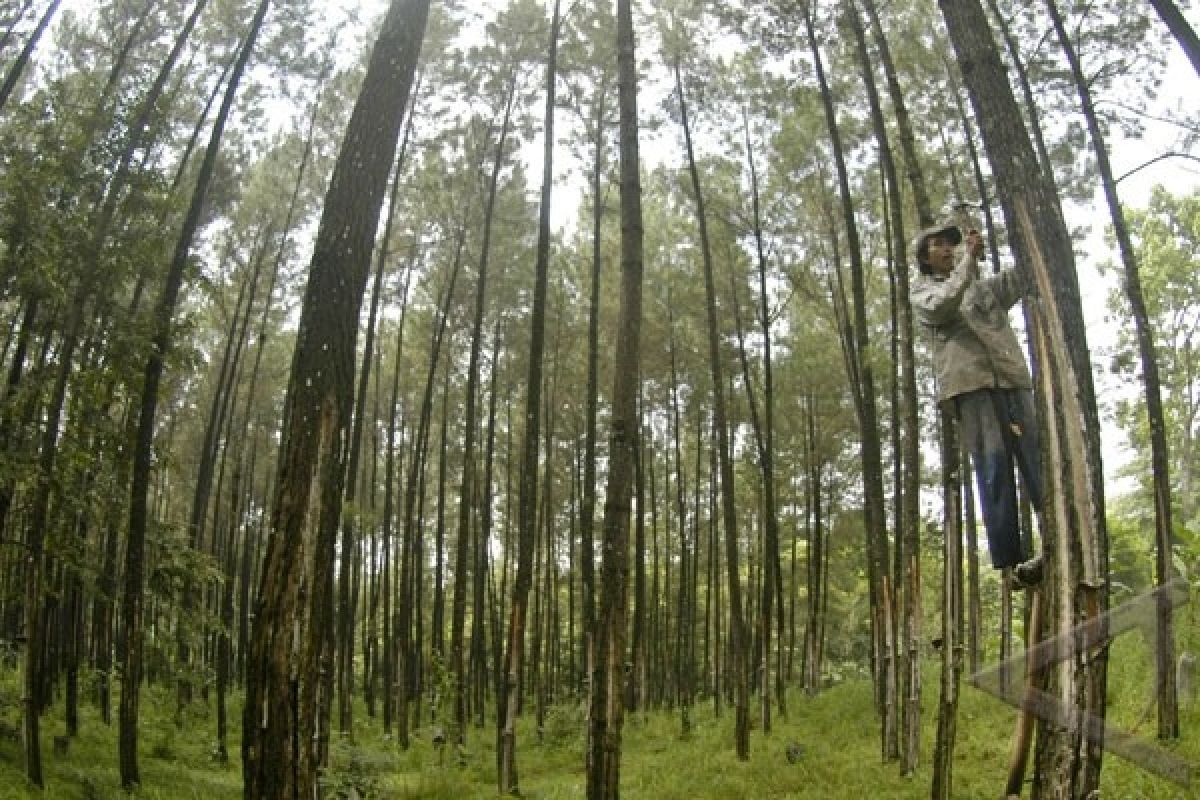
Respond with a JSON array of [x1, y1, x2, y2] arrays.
[[0, 633, 1197, 799]]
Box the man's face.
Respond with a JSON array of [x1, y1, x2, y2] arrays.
[[925, 234, 958, 276]]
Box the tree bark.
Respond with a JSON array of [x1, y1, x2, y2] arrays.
[[804, 1, 895, 760], [673, 56, 750, 761], [241, 1, 430, 796], [0, 0, 61, 116], [121, 0, 269, 787], [938, 3, 1110, 796], [498, 2, 560, 791], [931, 413, 964, 800], [585, 0, 644, 795], [1045, 0, 1178, 740], [1148, 0, 1200, 78]]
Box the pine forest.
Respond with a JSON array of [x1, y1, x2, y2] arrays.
[[0, 0, 1197, 798]]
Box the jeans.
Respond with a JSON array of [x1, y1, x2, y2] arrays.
[[957, 388, 1043, 569]]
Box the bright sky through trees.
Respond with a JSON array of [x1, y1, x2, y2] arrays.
[[48, 0, 1200, 488]]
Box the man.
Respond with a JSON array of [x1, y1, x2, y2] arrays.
[[911, 221, 1043, 589]]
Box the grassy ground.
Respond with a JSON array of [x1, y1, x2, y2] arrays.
[[0, 637, 1196, 798]]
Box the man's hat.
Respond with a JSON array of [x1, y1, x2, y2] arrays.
[[913, 221, 962, 273]]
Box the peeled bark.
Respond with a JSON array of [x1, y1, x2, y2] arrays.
[[242, 1, 430, 796], [939, 3, 1110, 796], [1045, 0, 1178, 740]]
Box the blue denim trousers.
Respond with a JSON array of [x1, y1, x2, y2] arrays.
[[956, 388, 1043, 569]]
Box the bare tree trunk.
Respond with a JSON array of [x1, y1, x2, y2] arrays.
[[453, 63, 518, 747], [21, 303, 85, 787], [1045, 0, 1178, 740], [178, 230, 266, 723], [667, 313, 693, 733], [860, 0, 934, 226], [673, 56, 750, 761], [335, 95, 415, 738], [0, 0, 61, 115], [1147, 0, 1200, 78], [846, 0, 921, 771], [241, 2, 429, 796], [497, 1, 560, 788], [802, 396, 826, 696], [580, 81, 607, 739], [931, 413, 963, 800], [399, 222, 467, 749], [736, 106, 785, 728], [122, 1, 270, 787], [939, 3, 1110, 796], [586, 0, 644, 794], [473, 318, 502, 728], [628, 391, 646, 713], [805, 1, 894, 759], [981, 0, 1058, 189]]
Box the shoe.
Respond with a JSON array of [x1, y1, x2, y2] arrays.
[[1011, 555, 1044, 590]]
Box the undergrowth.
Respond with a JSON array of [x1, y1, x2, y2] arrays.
[[0, 634, 1196, 799]]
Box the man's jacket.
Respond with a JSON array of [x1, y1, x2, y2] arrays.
[[911, 254, 1033, 403]]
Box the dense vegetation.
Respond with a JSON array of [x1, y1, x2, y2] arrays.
[[0, 0, 1195, 797]]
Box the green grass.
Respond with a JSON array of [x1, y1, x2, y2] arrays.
[[1, 645, 1197, 799]]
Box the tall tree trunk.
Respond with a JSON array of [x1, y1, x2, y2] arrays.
[[497, 3, 560, 791], [802, 396, 826, 696], [241, 2, 430, 796], [0, 297, 37, 567], [628, 392, 647, 714], [673, 57, 750, 761], [804, 1, 895, 760], [667, 312, 693, 733], [0, 0, 61, 115], [473, 318, 502, 728], [1147, 0, 1200, 78], [981, 0, 1058, 189], [585, 1, 644, 795], [860, 0, 934, 226], [737, 106, 785, 729], [398, 220, 468, 750], [21, 303, 88, 786], [1044, 0, 1178, 740], [381, 253, 415, 734], [580, 60, 610, 725], [455, 60, 519, 749], [121, 1, 269, 787], [335, 77, 416, 737], [931, 414, 964, 800], [939, 3, 1110, 796], [845, 0, 922, 772], [178, 231, 267, 722]]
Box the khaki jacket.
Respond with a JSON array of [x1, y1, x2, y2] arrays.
[[912, 252, 1032, 402]]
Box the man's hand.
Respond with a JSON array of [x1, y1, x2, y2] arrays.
[[965, 229, 985, 259]]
